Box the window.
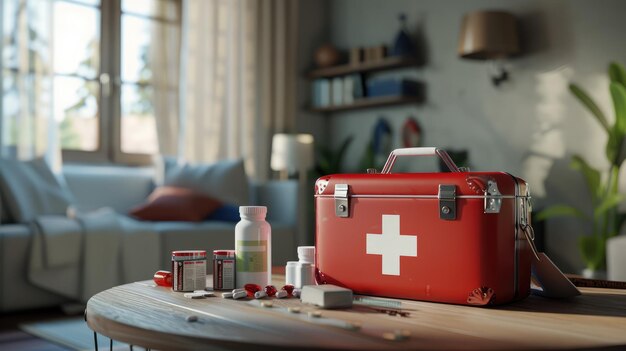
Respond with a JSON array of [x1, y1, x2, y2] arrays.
[[1, 0, 181, 164]]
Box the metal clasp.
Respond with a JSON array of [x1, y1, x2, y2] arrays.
[[334, 184, 349, 218], [438, 184, 456, 220], [484, 180, 502, 213], [519, 189, 540, 261]]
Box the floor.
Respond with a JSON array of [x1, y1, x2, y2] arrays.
[[0, 307, 74, 351]]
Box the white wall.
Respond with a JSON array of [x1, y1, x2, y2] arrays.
[[306, 0, 626, 272]]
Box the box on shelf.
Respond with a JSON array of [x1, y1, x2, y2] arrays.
[[331, 78, 343, 106], [312, 79, 331, 107], [366, 78, 421, 98]]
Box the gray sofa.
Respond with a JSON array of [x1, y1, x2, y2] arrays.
[[0, 164, 298, 312]]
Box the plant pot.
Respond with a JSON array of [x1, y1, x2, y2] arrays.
[[582, 268, 607, 280]]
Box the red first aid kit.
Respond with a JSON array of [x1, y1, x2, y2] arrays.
[[314, 147, 538, 306]]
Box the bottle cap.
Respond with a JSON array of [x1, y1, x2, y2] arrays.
[[297, 246, 315, 264], [213, 250, 235, 257], [239, 206, 267, 217], [172, 250, 206, 258]]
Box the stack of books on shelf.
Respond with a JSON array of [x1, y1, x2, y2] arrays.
[[311, 75, 364, 108]]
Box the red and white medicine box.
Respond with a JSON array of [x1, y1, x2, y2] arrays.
[[314, 147, 537, 306]]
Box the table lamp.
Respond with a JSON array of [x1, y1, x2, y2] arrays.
[[458, 10, 520, 86], [271, 133, 315, 182], [271, 133, 315, 246]]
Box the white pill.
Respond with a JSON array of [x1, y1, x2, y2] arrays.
[[292, 288, 302, 298], [183, 292, 205, 299], [221, 292, 233, 299], [194, 290, 215, 297], [233, 291, 248, 300], [288, 307, 301, 314], [232, 288, 246, 294], [308, 310, 322, 318], [254, 291, 267, 299], [261, 301, 273, 308], [275, 290, 288, 299]]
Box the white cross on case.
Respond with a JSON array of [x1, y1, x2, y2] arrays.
[[366, 214, 418, 276]]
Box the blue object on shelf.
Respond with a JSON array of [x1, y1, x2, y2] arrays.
[[367, 79, 420, 97], [391, 14, 415, 57]]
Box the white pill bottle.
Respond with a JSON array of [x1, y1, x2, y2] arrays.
[[235, 206, 271, 288]]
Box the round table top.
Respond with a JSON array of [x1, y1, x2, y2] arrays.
[[85, 276, 626, 351]]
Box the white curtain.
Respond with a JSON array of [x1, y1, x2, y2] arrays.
[[179, 0, 299, 181], [0, 0, 59, 167], [150, 1, 181, 157]]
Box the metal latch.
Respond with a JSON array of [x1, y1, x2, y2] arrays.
[[484, 180, 502, 213], [334, 184, 349, 218], [519, 189, 540, 261], [438, 184, 456, 220]]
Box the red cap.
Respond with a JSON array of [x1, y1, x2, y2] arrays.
[[214, 250, 235, 256], [172, 250, 206, 257]]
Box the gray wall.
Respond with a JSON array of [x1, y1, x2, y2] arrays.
[[300, 0, 626, 272]]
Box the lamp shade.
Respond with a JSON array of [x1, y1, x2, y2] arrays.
[[458, 11, 520, 60], [271, 134, 315, 175]]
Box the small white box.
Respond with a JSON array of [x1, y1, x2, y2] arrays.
[[331, 77, 343, 106], [300, 284, 353, 309]]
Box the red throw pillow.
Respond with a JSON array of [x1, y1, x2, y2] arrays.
[[130, 186, 222, 222]]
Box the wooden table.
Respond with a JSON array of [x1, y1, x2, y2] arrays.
[[85, 275, 626, 350]]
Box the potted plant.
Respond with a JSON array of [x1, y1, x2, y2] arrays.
[[536, 62, 626, 278]]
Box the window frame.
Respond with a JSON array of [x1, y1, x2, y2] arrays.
[[60, 0, 181, 166]]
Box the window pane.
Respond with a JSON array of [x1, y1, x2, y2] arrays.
[[121, 15, 179, 85], [2, 0, 18, 68], [54, 76, 99, 151], [53, 1, 100, 78], [2, 70, 20, 150], [122, 0, 178, 21], [2, 69, 53, 157], [121, 84, 158, 154], [3, 0, 53, 71], [62, 0, 101, 7]]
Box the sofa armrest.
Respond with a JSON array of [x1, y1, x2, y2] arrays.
[[0, 224, 68, 311], [250, 180, 298, 227]]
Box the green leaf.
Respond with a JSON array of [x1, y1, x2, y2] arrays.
[[609, 62, 626, 88], [611, 82, 626, 133], [315, 136, 354, 175], [578, 236, 605, 270], [614, 213, 626, 237], [570, 84, 610, 133], [607, 128, 620, 166], [593, 193, 623, 219], [569, 155, 602, 201], [331, 136, 353, 173], [534, 205, 589, 221], [608, 83, 626, 166]]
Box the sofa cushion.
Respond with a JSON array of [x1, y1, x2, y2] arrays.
[[206, 204, 240, 222], [63, 165, 155, 213], [0, 158, 73, 222], [130, 186, 222, 222], [162, 158, 249, 206]]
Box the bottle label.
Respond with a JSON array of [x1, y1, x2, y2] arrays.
[[236, 240, 268, 273]]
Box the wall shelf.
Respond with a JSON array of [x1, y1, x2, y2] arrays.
[[307, 55, 423, 113], [307, 56, 419, 79], [309, 95, 422, 113]]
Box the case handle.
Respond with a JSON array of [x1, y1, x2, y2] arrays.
[[381, 147, 460, 174]]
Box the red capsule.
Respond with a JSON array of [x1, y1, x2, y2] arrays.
[[264, 285, 277, 297], [244, 283, 262, 297], [153, 270, 172, 287], [281, 284, 295, 296]]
